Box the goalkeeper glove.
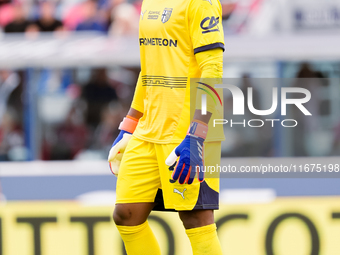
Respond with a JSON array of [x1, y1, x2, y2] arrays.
[[108, 116, 138, 175], [165, 120, 208, 184]]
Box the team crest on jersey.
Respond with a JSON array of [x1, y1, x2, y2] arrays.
[[161, 8, 173, 23]]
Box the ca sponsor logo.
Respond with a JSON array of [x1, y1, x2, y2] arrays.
[[200, 16, 220, 34]]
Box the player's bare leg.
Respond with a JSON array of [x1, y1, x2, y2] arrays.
[[113, 203, 155, 226], [113, 203, 161, 255], [179, 209, 223, 255], [179, 209, 214, 229]]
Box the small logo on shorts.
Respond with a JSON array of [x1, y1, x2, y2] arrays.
[[174, 188, 186, 199]]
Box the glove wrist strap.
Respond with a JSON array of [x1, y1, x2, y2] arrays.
[[187, 120, 208, 140], [119, 115, 139, 134]]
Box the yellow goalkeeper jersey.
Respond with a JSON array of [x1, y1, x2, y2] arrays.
[[131, 0, 225, 144]]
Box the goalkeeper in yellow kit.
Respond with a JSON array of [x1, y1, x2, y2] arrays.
[[108, 0, 225, 253]]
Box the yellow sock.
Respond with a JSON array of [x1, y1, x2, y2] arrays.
[[185, 223, 223, 255], [116, 221, 161, 255]]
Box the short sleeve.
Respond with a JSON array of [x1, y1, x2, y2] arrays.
[[131, 72, 145, 113], [188, 0, 225, 54]]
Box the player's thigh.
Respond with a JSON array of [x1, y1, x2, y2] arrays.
[[113, 202, 156, 226], [116, 136, 161, 204]]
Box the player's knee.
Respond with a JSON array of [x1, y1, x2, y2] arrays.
[[113, 205, 133, 225], [179, 211, 200, 228], [179, 210, 214, 229]]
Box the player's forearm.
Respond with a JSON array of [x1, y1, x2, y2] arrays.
[[196, 48, 223, 79], [127, 108, 143, 120], [193, 109, 212, 125], [193, 48, 223, 125]]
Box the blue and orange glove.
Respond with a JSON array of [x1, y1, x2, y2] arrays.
[[108, 116, 138, 175], [165, 120, 208, 184]]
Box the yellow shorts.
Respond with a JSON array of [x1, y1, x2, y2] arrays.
[[115, 136, 221, 211]]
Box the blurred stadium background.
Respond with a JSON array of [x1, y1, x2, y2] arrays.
[[0, 0, 340, 254]]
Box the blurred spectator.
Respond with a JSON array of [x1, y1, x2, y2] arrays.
[[47, 106, 89, 160], [239, 74, 261, 117], [221, 0, 236, 20], [82, 68, 118, 128], [110, 0, 126, 10], [92, 102, 123, 152], [332, 122, 340, 155], [0, 70, 20, 125], [76, 0, 107, 32], [295, 63, 315, 78], [0, 3, 14, 28], [0, 0, 143, 34], [222, 74, 272, 157], [106, 67, 139, 105], [62, 3, 86, 31], [292, 63, 327, 156], [31, 1, 63, 32], [109, 2, 138, 36], [0, 70, 24, 160], [0, 109, 25, 161], [4, 4, 30, 33]]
